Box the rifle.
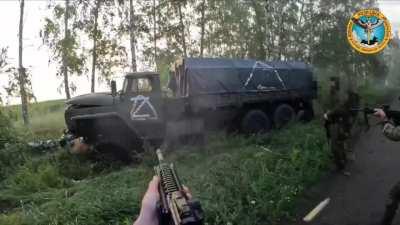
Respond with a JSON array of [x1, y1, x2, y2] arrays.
[[154, 149, 204, 225], [349, 107, 375, 130], [350, 104, 400, 129]]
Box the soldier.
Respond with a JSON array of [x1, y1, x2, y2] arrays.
[[323, 77, 356, 176], [374, 108, 400, 225]]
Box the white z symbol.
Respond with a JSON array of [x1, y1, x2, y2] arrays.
[[130, 95, 158, 120]]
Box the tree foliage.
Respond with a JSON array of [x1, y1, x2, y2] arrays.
[[42, 1, 87, 97], [36, 0, 391, 95]]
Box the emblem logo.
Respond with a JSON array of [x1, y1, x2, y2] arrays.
[[347, 9, 392, 54]]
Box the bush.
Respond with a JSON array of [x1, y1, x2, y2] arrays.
[[0, 109, 18, 148], [163, 122, 329, 225], [0, 109, 29, 179], [0, 143, 29, 180], [0, 212, 25, 225], [196, 123, 329, 224], [5, 161, 68, 195], [51, 151, 93, 180]]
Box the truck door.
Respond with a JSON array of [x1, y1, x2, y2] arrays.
[[122, 76, 164, 140]]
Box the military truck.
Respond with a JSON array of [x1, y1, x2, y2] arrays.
[[64, 58, 317, 156]]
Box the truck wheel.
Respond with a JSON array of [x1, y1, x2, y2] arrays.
[[241, 110, 272, 134], [274, 104, 295, 128]]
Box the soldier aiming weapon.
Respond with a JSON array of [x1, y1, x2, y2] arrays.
[[372, 102, 400, 225]]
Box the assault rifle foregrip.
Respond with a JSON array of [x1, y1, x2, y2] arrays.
[[350, 105, 400, 128], [154, 149, 204, 225]]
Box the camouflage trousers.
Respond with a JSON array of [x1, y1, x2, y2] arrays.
[[329, 138, 348, 171], [381, 181, 400, 225], [329, 124, 350, 171]]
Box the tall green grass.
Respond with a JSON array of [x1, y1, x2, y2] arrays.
[[0, 95, 332, 225], [0, 122, 330, 225], [4, 99, 66, 139]]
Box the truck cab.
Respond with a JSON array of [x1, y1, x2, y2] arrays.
[[117, 72, 165, 140], [65, 72, 166, 155]]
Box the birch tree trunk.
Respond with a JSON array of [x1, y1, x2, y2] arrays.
[[177, 2, 187, 57], [129, 0, 137, 72], [91, 0, 100, 93], [199, 0, 205, 57], [18, 0, 29, 125], [153, 0, 157, 69], [63, 0, 71, 99]]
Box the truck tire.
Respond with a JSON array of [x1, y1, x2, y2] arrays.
[[241, 110, 272, 134], [274, 104, 295, 128]]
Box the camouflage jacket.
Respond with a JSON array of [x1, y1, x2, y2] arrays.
[[383, 123, 400, 142]]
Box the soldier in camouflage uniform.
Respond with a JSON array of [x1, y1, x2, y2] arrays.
[[324, 77, 358, 175], [375, 108, 400, 225]]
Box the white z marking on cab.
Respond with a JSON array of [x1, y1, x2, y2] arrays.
[[130, 95, 158, 120]]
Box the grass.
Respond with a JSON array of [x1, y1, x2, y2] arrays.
[[1, 79, 398, 225], [4, 99, 66, 139], [0, 119, 330, 225], [2, 81, 397, 225]]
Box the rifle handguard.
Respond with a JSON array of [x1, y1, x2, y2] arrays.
[[155, 150, 204, 225]]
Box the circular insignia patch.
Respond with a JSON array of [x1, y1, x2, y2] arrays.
[[347, 9, 392, 54]]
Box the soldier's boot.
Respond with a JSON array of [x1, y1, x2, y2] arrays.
[[381, 199, 399, 225]]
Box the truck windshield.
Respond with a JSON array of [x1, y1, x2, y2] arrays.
[[123, 78, 153, 93]]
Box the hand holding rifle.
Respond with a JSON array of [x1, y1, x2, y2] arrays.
[[133, 176, 195, 225], [374, 108, 388, 121], [134, 149, 204, 225]]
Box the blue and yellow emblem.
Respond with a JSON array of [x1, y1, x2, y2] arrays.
[[347, 9, 392, 54]]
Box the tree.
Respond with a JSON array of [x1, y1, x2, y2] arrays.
[[0, 48, 9, 104], [18, 0, 29, 125], [74, 0, 127, 89], [63, 0, 71, 99], [198, 0, 206, 57], [153, 0, 157, 67], [42, 0, 86, 99], [90, 0, 100, 93], [176, 0, 187, 57], [311, 0, 382, 91], [129, 0, 137, 71]]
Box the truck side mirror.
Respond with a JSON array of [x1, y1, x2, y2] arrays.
[[111, 80, 117, 96]]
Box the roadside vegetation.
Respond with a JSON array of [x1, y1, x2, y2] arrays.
[[0, 100, 331, 225], [3, 100, 65, 139], [1, 0, 399, 223], [1, 78, 399, 225]]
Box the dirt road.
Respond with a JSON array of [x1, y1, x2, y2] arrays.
[[290, 118, 400, 225]]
